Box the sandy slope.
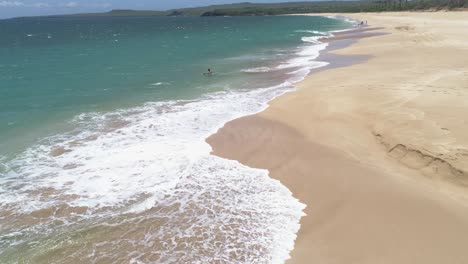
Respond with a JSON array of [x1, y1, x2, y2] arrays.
[[208, 12, 468, 264]]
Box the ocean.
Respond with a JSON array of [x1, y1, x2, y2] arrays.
[[0, 15, 352, 263]]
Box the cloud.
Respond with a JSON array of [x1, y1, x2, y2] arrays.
[[0, 1, 50, 8], [0, 0, 111, 9], [61, 1, 78, 8], [0, 1, 25, 7], [31, 2, 49, 7], [59, 1, 111, 9]]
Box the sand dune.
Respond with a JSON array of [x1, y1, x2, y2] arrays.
[[208, 12, 468, 263]]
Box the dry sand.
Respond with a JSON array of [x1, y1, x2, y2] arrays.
[[208, 12, 468, 264]]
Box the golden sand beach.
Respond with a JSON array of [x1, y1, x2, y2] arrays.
[[208, 12, 468, 263]]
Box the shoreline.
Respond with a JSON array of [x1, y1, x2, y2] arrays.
[[208, 12, 468, 263]]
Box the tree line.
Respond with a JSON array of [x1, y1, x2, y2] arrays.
[[199, 1, 468, 16]]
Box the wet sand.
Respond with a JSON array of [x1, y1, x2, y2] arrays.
[[208, 12, 468, 264]]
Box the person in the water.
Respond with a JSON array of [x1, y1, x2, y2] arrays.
[[203, 68, 213, 76]]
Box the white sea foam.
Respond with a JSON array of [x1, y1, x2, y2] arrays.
[[240, 66, 276, 73], [277, 41, 329, 70], [1, 85, 286, 210], [326, 15, 360, 28], [149, 82, 171, 86], [301, 36, 322, 44], [0, 81, 307, 263]]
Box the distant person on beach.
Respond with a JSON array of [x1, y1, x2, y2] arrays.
[[203, 68, 213, 76]]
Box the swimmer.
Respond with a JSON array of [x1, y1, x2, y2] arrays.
[[203, 68, 213, 76]]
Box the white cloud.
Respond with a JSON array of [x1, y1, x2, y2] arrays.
[[31, 2, 49, 7], [0, 1, 50, 8], [62, 1, 78, 8], [59, 2, 112, 9], [0, 1, 25, 7], [0, 0, 111, 9]]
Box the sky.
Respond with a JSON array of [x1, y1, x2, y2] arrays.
[[0, 0, 313, 18]]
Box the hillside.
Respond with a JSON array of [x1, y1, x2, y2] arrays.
[[10, 1, 468, 19]]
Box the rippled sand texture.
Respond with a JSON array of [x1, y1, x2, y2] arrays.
[[209, 11, 468, 264]]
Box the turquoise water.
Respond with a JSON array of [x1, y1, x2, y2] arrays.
[[0, 15, 351, 263]]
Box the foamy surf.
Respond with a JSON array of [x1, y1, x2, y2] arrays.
[[326, 15, 360, 27], [0, 83, 308, 263], [277, 41, 329, 70], [240, 67, 276, 73]]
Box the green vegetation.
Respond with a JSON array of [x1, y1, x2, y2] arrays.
[[197, 1, 468, 16], [18, 1, 468, 19]]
